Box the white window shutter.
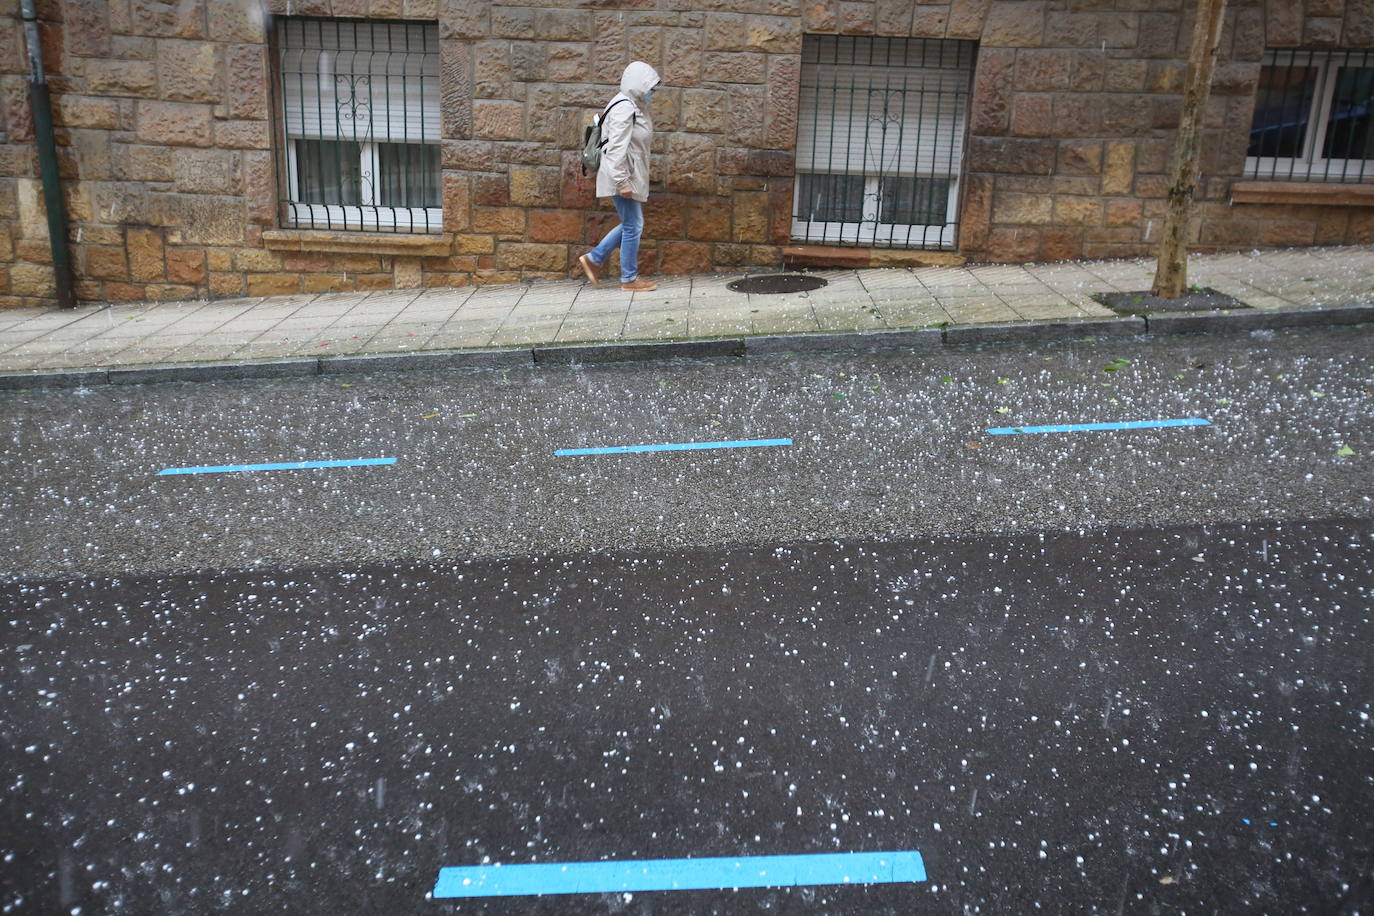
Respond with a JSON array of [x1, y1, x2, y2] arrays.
[[280, 20, 440, 145], [797, 65, 969, 178]]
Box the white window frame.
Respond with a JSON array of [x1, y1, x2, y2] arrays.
[[1246, 49, 1374, 182], [283, 140, 442, 233], [793, 174, 960, 248]]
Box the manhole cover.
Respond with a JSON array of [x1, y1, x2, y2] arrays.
[[727, 274, 828, 295]]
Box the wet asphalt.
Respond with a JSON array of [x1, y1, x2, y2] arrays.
[[2, 327, 1373, 913], [2, 519, 1373, 913], [0, 326, 1371, 579]]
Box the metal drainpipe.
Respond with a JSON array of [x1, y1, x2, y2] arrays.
[[20, 0, 76, 309]]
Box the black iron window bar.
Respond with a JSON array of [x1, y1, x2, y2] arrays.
[[1247, 48, 1373, 183], [276, 18, 441, 233], [793, 36, 974, 250]]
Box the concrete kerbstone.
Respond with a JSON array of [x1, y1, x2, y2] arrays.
[[746, 327, 944, 355], [944, 316, 1146, 345], [319, 349, 535, 375], [108, 359, 321, 385], [1145, 304, 1374, 335], [0, 370, 111, 390], [533, 338, 745, 365]]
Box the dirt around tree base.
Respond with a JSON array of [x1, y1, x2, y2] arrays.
[[1093, 288, 1250, 315]]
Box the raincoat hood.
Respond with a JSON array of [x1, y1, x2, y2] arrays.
[[619, 61, 660, 101]]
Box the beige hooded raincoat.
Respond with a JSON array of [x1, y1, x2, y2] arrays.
[[595, 61, 660, 203]]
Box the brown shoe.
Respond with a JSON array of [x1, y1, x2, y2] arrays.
[[577, 254, 601, 285], [620, 277, 657, 292]]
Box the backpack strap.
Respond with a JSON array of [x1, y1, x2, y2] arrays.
[[597, 98, 635, 148]]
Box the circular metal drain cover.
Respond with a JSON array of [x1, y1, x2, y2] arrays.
[[726, 274, 828, 295]]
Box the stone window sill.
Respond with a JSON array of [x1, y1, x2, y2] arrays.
[[1231, 181, 1374, 206], [262, 229, 453, 257]]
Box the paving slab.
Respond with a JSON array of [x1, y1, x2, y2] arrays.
[[2, 246, 1372, 385]]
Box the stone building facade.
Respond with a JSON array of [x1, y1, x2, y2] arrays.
[[0, 0, 1371, 308]]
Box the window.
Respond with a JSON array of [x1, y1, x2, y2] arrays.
[[794, 36, 974, 249], [1247, 49, 1374, 183], [276, 18, 442, 232]]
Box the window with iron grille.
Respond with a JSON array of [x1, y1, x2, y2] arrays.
[[276, 18, 442, 233], [1247, 49, 1373, 183], [794, 36, 974, 250]]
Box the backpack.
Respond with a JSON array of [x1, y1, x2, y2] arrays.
[[581, 99, 634, 175]]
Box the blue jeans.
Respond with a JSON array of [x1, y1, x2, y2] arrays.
[[587, 195, 643, 283]]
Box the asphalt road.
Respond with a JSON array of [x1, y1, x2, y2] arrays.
[[0, 326, 1370, 579], [3, 519, 1373, 913], [2, 327, 1373, 913]]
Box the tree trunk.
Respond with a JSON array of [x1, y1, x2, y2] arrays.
[[1152, 0, 1228, 299]]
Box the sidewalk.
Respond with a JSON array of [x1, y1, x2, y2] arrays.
[[2, 245, 1372, 387]]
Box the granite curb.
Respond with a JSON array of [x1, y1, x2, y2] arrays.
[[533, 338, 744, 365], [746, 327, 943, 354], [108, 359, 319, 386], [943, 316, 1146, 346], [1141, 302, 1374, 335], [0, 303, 1368, 389], [319, 348, 535, 375]]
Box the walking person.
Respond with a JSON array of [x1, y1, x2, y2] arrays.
[[578, 61, 661, 292]]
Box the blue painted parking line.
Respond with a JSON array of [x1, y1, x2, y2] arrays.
[[156, 457, 397, 476], [987, 418, 1211, 436], [555, 438, 793, 456], [433, 850, 925, 899]]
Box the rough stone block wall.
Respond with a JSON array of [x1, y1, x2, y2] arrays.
[[0, 0, 290, 307], [442, 1, 804, 285], [0, 0, 1372, 308], [954, 0, 1374, 261]]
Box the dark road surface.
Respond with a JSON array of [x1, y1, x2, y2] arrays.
[[3, 519, 1373, 913], [3, 327, 1373, 913]]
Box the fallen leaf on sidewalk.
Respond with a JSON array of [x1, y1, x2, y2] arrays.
[[421, 413, 439, 419], [994, 407, 1010, 414], [964, 441, 983, 449], [1337, 445, 1355, 457]]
